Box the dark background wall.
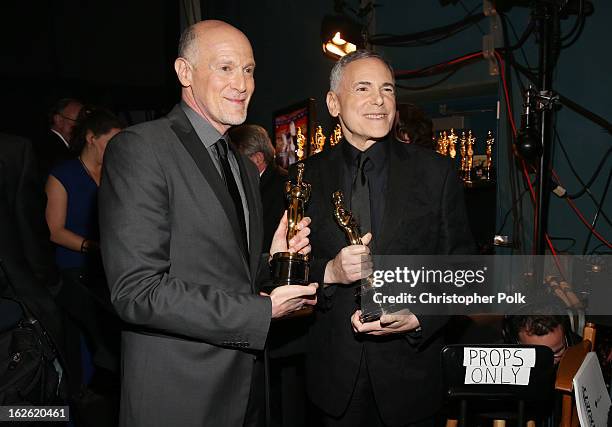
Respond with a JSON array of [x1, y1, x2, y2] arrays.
[[0, 0, 609, 255]]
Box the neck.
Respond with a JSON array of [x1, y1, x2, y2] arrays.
[[182, 92, 229, 135], [80, 150, 101, 175]]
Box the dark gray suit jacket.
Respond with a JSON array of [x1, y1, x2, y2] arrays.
[[99, 106, 272, 427]]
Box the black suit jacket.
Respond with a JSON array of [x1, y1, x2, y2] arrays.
[[259, 163, 288, 250], [35, 130, 74, 180], [291, 139, 474, 426]]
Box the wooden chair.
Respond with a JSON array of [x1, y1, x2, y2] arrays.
[[442, 344, 556, 427], [554, 322, 596, 427]]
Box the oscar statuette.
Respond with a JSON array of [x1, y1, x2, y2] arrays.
[[332, 191, 383, 323], [270, 163, 311, 288]]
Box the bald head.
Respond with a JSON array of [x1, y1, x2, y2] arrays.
[[178, 20, 251, 65], [174, 20, 256, 134]]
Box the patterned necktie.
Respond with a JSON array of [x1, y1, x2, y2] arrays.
[[351, 152, 371, 236], [214, 138, 248, 255]]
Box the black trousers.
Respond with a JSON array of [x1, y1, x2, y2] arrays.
[[317, 353, 438, 427], [244, 355, 267, 427]]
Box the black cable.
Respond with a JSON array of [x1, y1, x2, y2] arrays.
[[583, 169, 612, 254], [496, 187, 531, 235], [566, 146, 612, 199], [548, 236, 577, 253], [370, 13, 485, 46], [505, 15, 536, 51], [458, 0, 485, 35], [501, 13, 533, 70], [554, 129, 612, 227], [498, 19, 529, 252], [589, 242, 612, 255], [395, 67, 461, 91], [560, 10, 586, 49], [555, 132, 612, 226], [560, 0, 584, 41], [395, 51, 482, 79]]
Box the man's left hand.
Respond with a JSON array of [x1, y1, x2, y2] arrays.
[[270, 211, 311, 256], [351, 309, 420, 336]]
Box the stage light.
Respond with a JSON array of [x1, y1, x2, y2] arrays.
[[321, 14, 363, 59]]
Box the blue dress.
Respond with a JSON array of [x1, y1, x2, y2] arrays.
[[50, 158, 99, 270]]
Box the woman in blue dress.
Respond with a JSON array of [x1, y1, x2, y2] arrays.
[[45, 106, 124, 421]]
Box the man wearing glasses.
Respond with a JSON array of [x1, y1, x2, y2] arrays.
[[504, 312, 576, 365], [36, 98, 83, 178]]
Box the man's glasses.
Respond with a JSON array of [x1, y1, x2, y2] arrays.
[[58, 113, 78, 122], [552, 335, 569, 362]]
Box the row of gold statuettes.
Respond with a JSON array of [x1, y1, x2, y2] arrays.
[[294, 124, 495, 184], [295, 124, 343, 160], [436, 129, 496, 183]]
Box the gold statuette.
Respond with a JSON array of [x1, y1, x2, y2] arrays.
[[314, 125, 326, 154], [441, 131, 449, 156], [459, 131, 467, 180], [448, 128, 457, 159], [332, 191, 383, 323], [436, 131, 443, 155], [465, 130, 475, 183], [270, 163, 311, 287], [485, 130, 494, 181], [331, 124, 342, 146], [296, 127, 306, 160]]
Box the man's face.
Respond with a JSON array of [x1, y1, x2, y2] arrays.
[[54, 101, 82, 142], [327, 57, 396, 150], [177, 27, 255, 134], [518, 325, 567, 364]]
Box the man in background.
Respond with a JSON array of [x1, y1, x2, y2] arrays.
[[232, 123, 310, 427], [230, 124, 287, 249], [0, 133, 70, 403], [503, 313, 575, 365], [36, 98, 83, 178]]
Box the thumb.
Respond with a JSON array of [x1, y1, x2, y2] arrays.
[[273, 211, 288, 236], [361, 232, 373, 246], [379, 314, 397, 326]]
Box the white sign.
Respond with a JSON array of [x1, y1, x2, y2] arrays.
[[463, 347, 536, 386], [573, 352, 611, 427]]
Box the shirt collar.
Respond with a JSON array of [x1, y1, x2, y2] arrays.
[[180, 101, 224, 148], [50, 129, 70, 149], [341, 136, 389, 171]]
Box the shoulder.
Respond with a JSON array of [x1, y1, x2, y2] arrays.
[[394, 141, 455, 176], [50, 158, 80, 177], [0, 133, 31, 159], [293, 143, 342, 178], [105, 116, 173, 160]]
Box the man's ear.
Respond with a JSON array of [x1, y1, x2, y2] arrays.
[[326, 91, 340, 118], [252, 152, 265, 166], [174, 58, 193, 88]]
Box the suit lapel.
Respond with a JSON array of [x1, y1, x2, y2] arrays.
[[259, 165, 273, 191], [232, 144, 263, 284], [317, 143, 348, 251], [167, 106, 250, 274], [377, 142, 413, 253]]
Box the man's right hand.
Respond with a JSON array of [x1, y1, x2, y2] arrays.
[[262, 283, 319, 319], [323, 233, 373, 284]]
